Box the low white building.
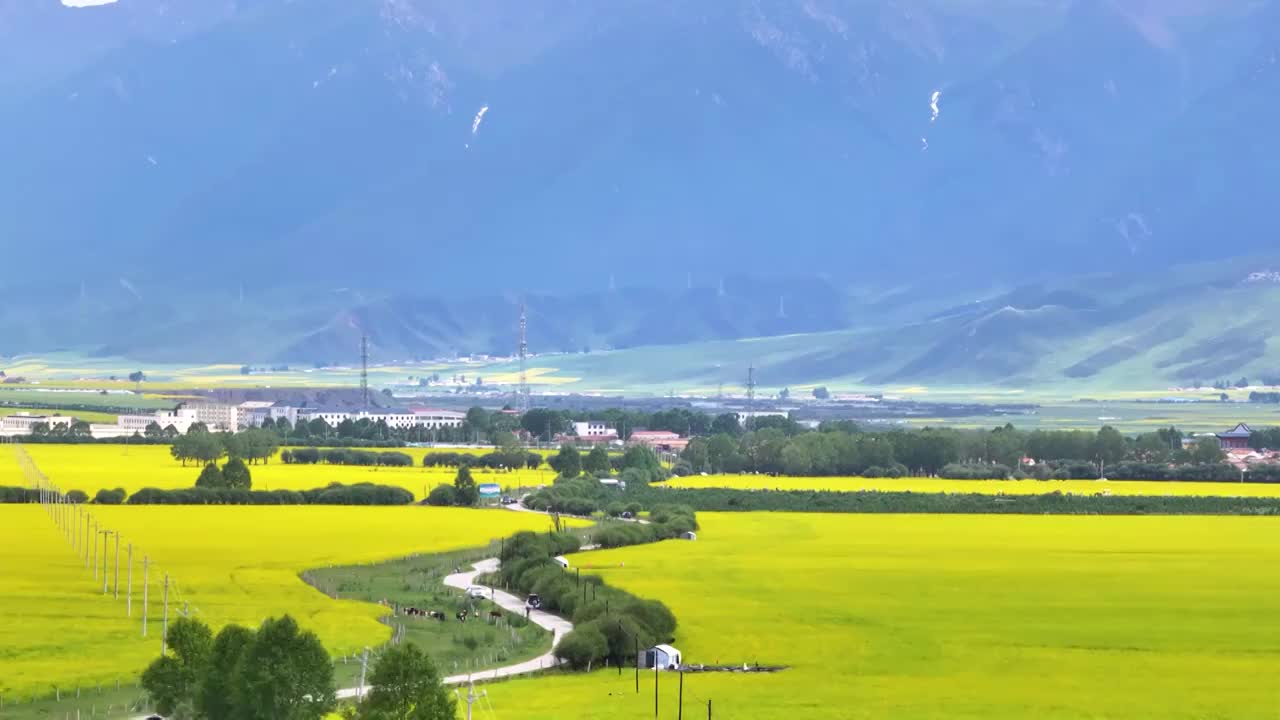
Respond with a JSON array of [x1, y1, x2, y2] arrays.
[[0, 412, 74, 437], [90, 408, 201, 438], [296, 408, 465, 430]]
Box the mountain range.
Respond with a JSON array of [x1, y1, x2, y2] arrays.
[[1, 0, 1278, 389]]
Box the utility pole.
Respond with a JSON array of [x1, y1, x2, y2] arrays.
[[84, 513, 91, 567], [635, 637, 640, 693], [678, 670, 684, 720], [113, 533, 121, 599], [462, 679, 485, 720], [746, 363, 756, 430], [92, 522, 99, 580], [142, 557, 149, 637], [654, 663, 659, 720], [707, 699, 712, 719], [358, 647, 370, 697], [99, 530, 114, 594], [161, 574, 170, 654], [126, 544, 134, 617]]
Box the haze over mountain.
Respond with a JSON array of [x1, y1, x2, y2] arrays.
[[1, 0, 1278, 386]]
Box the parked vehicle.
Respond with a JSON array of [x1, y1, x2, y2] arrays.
[[466, 586, 488, 599], [526, 593, 542, 609], [500, 495, 516, 505]]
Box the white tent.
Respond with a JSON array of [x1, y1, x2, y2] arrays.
[[639, 644, 682, 670]]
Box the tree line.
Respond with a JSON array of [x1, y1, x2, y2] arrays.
[[673, 423, 1249, 478]]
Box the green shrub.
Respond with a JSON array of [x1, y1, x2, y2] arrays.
[[93, 487, 127, 505], [425, 484, 459, 506], [554, 622, 608, 670]]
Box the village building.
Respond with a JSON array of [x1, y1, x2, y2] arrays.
[[0, 412, 74, 437], [1216, 423, 1253, 450], [627, 430, 690, 452]]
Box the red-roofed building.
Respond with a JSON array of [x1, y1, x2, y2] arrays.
[[628, 430, 689, 452]]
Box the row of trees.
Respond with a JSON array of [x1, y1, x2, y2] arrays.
[[141, 615, 454, 720], [281, 448, 414, 467], [171, 427, 281, 467], [675, 424, 1235, 477]]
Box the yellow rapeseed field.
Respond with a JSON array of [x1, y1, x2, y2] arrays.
[[0, 503, 584, 697], [664, 473, 1280, 498], [488, 513, 1280, 719], [21, 444, 555, 499]]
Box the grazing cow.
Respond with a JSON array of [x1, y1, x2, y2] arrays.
[[428, 610, 446, 621], [488, 610, 503, 620], [456, 610, 469, 623]]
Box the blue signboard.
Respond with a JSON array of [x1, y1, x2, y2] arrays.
[[478, 483, 501, 497]]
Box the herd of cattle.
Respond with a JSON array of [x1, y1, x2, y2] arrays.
[[401, 606, 504, 623]]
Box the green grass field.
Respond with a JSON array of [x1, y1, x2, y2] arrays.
[[664, 474, 1280, 498], [486, 513, 1280, 719], [20, 444, 556, 500], [0, 503, 582, 698]]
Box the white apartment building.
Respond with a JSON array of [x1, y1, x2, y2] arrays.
[[237, 401, 299, 428], [182, 403, 240, 432]]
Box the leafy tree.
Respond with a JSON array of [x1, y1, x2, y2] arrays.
[[621, 444, 664, 483], [66, 489, 89, 503], [583, 445, 611, 476], [1094, 425, 1126, 468], [128, 370, 146, 383], [549, 444, 583, 478], [465, 407, 491, 434], [144, 421, 164, 439], [453, 466, 479, 506], [233, 615, 335, 720], [812, 386, 831, 400], [222, 457, 252, 490], [520, 408, 568, 440], [196, 464, 225, 488], [679, 437, 710, 474], [778, 387, 790, 400], [187, 421, 210, 434], [197, 624, 255, 720], [709, 413, 741, 437], [359, 644, 455, 720], [1190, 436, 1225, 465], [140, 616, 213, 718]]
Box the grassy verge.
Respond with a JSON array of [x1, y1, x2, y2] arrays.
[[302, 529, 594, 680]]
